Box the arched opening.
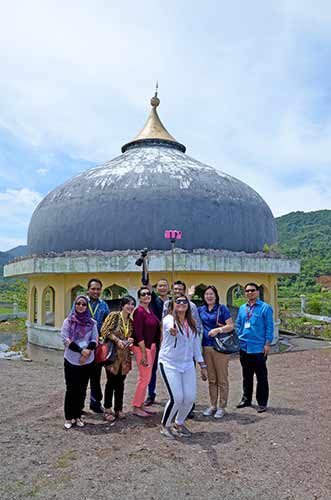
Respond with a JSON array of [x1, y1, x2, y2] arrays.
[[103, 284, 128, 300], [42, 286, 55, 326], [71, 285, 86, 305], [226, 284, 245, 321], [190, 283, 207, 307], [226, 284, 245, 307], [259, 284, 266, 302], [31, 287, 38, 323], [103, 284, 129, 311]]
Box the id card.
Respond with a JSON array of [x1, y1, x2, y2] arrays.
[[244, 322, 251, 329]]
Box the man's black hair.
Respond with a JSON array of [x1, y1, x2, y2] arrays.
[[173, 280, 186, 291], [87, 278, 103, 289], [244, 282, 259, 291]]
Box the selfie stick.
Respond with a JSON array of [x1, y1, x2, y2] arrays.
[[164, 230, 182, 285]]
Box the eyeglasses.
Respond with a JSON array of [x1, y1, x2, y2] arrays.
[[140, 292, 151, 297], [76, 302, 87, 306], [175, 298, 189, 305], [245, 289, 257, 293]]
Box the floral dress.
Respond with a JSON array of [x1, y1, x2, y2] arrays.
[[101, 311, 134, 375]]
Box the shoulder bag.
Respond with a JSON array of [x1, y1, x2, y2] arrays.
[[212, 305, 240, 354], [95, 313, 120, 365]]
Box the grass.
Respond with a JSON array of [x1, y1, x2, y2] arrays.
[[0, 317, 26, 333], [54, 450, 77, 469], [0, 307, 13, 314], [11, 333, 28, 353]]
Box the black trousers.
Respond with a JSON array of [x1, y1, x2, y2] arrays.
[[104, 370, 126, 412], [64, 359, 92, 420], [239, 350, 269, 406], [89, 362, 103, 405]]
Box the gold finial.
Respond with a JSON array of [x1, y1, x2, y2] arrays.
[[121, 83, 186, 153], [151, 81, 160, 108]]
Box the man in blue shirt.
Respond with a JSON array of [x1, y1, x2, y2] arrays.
[[86, 278, 110, 413], [236, 282, 274, 413]]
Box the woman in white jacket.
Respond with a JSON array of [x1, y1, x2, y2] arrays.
[[159, 296, 208, 439]]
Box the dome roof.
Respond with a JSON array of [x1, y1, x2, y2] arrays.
[[27, 92, 277, 255]]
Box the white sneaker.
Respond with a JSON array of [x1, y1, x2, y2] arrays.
[[160, 427, 175, 440], [76, 418, 85, 427], [214, 408, 225, 419], [203, 407, 216, 416]]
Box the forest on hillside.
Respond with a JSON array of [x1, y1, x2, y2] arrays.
[[276, 210, 331, 295]]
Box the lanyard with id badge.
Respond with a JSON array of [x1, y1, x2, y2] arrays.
[[244, 304, 256, 329]]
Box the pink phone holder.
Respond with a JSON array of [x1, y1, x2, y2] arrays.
[[164, 230, 182, 240]]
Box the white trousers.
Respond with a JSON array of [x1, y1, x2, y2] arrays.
[[159, 362, 196, 427]]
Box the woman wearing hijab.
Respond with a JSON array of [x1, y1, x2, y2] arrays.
[[100, 295, 136, 422], [61, 295, 98, 429]]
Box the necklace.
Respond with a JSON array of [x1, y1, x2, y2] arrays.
[[120, 312, 129, 338]]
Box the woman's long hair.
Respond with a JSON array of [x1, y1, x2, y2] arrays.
[[171, 296, 197, 335]]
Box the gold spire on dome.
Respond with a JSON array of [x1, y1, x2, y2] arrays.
[[121, 84, 186, 153], [132, 83, 178, 143]]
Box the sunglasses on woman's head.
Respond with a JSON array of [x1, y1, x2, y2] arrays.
[[140, 291, 151, 297], [175, 298, 188, 305], [76, 302, 87, 306]]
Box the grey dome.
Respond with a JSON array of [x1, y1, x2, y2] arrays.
[[28, 139, 277, 254]]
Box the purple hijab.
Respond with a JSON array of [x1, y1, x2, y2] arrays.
[[68, 295, 94, 341]]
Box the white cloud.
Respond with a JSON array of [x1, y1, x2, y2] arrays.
[[0, 188, 42, 250], [0, 0, 331, 248], [36, 168, 49, 175]]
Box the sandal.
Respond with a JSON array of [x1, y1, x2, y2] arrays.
[[143, 406, 156, 415], [132, 409, 151, 418], [104, 411, 116, 423]]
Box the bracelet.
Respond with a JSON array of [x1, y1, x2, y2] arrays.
[[200, 364, 207, 369]]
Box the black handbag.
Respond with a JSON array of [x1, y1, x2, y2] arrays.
[[212, 305, 240, 354], [213, 330, 240, 354]]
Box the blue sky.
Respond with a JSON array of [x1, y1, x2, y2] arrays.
[[1, 0, 331, 250]]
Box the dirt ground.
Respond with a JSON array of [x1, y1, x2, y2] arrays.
[[0, 347, 330, 500]]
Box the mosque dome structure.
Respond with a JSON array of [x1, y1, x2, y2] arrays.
[[27, 91, 277, 255], [5, 89, 300, 352]]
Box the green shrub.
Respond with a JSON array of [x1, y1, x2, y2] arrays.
[[306, 300, 322, 315]]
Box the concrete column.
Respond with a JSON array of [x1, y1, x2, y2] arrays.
[[54, 277, 65, 328], [300, 295, 306, 314]]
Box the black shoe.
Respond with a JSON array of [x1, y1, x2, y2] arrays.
[[236, 400, 251, 409], [90, 403, 104, 414], [187, 410, 195, 419], [257, 405, 267, 413], [144, 396, 155, 407]]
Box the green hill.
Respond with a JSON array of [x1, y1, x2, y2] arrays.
[[276, 210, 331, 293]]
